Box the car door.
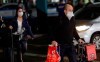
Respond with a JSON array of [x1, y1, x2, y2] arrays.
[[0, 4, 17, 19]]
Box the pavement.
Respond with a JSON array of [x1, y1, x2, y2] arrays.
[[0, 34, 100, 62], [0, 44, 100, 62]]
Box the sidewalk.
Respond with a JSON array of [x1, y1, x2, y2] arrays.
[[0, 48, 100, 62]]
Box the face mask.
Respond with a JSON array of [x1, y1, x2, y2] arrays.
[[18, 12, 23, 17], [66, 12, 74, 20]]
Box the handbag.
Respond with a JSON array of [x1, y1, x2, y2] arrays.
[[46, 45, 61, 62]]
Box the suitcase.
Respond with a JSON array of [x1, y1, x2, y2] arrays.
[[77, 43, 97, 62]]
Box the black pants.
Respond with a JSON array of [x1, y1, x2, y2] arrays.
[[15, 39, 27, 62], [60, 44, 77, 62]]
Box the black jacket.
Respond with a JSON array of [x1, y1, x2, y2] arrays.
[[49, 14, 80, 44], [10, 17, 34, 38]]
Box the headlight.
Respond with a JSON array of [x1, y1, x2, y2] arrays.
[[76, 25, 92, 32]]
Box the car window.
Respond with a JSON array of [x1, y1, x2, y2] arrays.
[[1, 5, 17, 10], [9, 5, 17, 9], [93, 7, 100, 18], [75, 7, 94, 20], [48, 3, 57, 8]]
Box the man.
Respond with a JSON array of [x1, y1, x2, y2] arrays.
[[56, 0, 65, 17], [49, 4, 84, 62]]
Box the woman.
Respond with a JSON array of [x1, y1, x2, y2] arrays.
[[9, 6, 34, 62]]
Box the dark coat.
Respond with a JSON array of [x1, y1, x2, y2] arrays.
[[49, 14, 80, 44], [10, 17, 33, 38]]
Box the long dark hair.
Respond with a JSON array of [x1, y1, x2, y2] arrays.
[[15, 6, 24, 17]]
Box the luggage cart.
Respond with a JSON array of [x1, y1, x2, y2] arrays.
[[77, 43, 97, 62]]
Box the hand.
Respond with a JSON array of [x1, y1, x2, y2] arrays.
[[25, 35, 33, 40], [31, 37, 34, 40], [27, 35, 32, 39], [9, 25, 13, 30], [78, 39, 85, 44], [51, 40, 58, 46]]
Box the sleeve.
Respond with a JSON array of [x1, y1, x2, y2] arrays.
[[73, 27, 80, 41], [48, 24, 56, 41], [9, 19, 17, 33], [48, 17, 61, 42], [73, 17, 80, 41], [48, 20, 59, 42], [25, 20, 34, 38]]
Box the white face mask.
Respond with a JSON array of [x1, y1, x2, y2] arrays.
[[18, 12, 23, 17], [66, 12, 74, 20]]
